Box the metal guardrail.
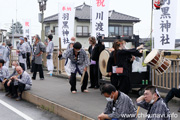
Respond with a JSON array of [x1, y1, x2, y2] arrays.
[[153, 59, 180, 90], [10, 48, 180, 90]]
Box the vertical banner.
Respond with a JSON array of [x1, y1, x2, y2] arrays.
[[23, 19, 31, 44], [58, 3, 75, 49], [153, 0, 177, 49], [92, 0, 109, 40]]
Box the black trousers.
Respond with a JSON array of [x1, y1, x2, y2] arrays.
[[26, 52, 31, 69], [111, 75, 130, 95], [4, 80, 10, 92], [69, 72, 88, 92], [110, 74, 119, 90], [6, 81, 18, 96], [89, 65, 99, 87], [32, 64, 44, 79], [20, 63, 25, 71], [164, 88, 180, 103]]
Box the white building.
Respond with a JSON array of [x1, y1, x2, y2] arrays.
[[44, 3, 140, 48]]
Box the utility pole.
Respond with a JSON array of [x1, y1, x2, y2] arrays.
[[37, 0, 48, 43], [12, 20, 14, 47]]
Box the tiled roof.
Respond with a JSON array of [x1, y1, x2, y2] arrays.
[[44, 3, 140, 23]]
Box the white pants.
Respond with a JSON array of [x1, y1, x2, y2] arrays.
[[47, 58, 54, 71]]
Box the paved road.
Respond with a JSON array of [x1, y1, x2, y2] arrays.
[[0, 91, 66, 120]]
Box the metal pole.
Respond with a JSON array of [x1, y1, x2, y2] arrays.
[[12, 20, 14, 47], [150, 0, 154, 50], [41, 7, 44, 42]]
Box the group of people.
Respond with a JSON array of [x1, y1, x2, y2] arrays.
[[0, 60, 32, 101], [0, 34, 179, 119], [58, 36, 178, 120], [0, 34, 54, 100], [98, 84, 171, 120]]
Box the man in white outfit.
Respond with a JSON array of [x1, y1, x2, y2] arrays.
[[46, 34, 54, 75]]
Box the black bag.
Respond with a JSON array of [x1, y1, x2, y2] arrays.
[[46, 54, 51, 59], [22, 53, 26, 59]]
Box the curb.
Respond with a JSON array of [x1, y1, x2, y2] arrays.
[[1, 83, 94, 120], [22, 91, 94, 120]]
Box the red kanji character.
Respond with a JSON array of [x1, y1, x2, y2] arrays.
[[96, 0, 105, 7], [62, 6, 66, 11], [67, 7, 71, 11], [25, 22, 29, 27]]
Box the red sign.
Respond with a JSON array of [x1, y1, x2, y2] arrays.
[[25, 22, 29, 27], [96, 0, 105, 7]]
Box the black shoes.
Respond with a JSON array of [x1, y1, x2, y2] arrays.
[[178, 107, 180, 112], [5, 92, 11, 96], [11, 95, 18, 99], [88, 86, 95, 88], [94, 86, 99, 89], [32, 77, 35, 80]]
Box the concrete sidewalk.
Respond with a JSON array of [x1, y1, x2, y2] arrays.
[[25, 71, 107, 120], [1, 69, 180, 120]]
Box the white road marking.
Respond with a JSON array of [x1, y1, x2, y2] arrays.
[[0, 99, 34, 120]]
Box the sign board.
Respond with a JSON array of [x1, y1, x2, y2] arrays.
[[23, 19, 31, 44], [92, 0, 109, 47], [58, 3, 75, 49], [153, 0, 178, 49]]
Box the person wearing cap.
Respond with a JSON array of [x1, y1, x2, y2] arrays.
[[136, 86, 171, 120], [4, 43, 13, 69], [24, 37, 32, 69], [0, 59, 9, 83], [98, 84, 137, 120], [58, 42, 90, 93], [16, 37, 27, 71], [46, 34, 54, 75]]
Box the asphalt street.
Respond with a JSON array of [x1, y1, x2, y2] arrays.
[[0, 91, 66, 120]]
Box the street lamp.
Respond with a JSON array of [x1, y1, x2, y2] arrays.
[[37, 0, 48, 42]]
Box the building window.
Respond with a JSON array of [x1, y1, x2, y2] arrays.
[[119, 26, 123, 36], [53, 26, 58, 35], [76, 26, 90, 37], [123, 26, 133, 36], [45, 26, 50, 36], [109, 25, 133, 36], [128, 26, 133, 36], [109, 26, 115, 36], [123, 26, 128, 36]]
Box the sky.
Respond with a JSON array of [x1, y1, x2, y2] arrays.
[[0, 0, 179, 38]]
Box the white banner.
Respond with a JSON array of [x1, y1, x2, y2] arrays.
[[23, 19, 31, 44], [58, 3, 75, 49], [92, 0, 109, 39], [153, 0, 177, 49]]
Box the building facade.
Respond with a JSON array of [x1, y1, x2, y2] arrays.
[[44, 3, 140, 48]]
